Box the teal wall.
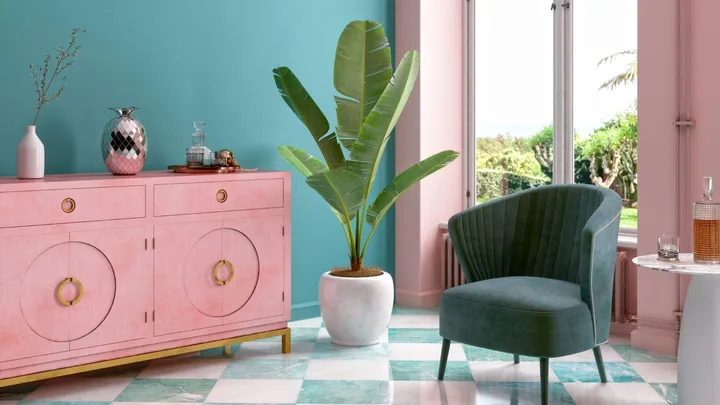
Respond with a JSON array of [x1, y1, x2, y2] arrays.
[[0, 0, 396, 320]]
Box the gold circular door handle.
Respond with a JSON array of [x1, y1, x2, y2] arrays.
[[213, 260, 234, 286], [216, 189, 228, 203], [57, 277, 84, 306], [61, 198, 76, 213]]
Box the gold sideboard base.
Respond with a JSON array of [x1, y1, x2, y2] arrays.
[[0, 327, 291, 388]]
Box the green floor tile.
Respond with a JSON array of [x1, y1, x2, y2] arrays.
[[551, 362, 644, 383], [310, 342, 387, 360], [463, 344, 538, 362], [612, 345, 676, 363], [651, 383, 677, 405], [297, 380, 389, 404], [388, 329, 443, 343], [114, 379, 216, 402], [390, 360, 472, 381]]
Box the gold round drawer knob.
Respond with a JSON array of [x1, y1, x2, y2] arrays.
[[61, 198, 76, 213], [216, 189, 228, 203]]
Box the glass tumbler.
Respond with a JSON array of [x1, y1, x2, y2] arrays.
[[657, 234, 680, 261]]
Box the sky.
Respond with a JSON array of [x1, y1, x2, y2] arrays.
[[475, 0, 638, 138]]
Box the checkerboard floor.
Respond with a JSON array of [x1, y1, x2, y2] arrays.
[[0, 307, 677, 405]]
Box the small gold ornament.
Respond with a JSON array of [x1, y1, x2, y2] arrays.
[[216, 149, 238, 167]]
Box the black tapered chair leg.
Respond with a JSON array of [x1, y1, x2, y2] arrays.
[[513, 354, 520, 364], [437, 338, 451, 380], [540, 358, 549, 405], [593, 346, 608, 383]]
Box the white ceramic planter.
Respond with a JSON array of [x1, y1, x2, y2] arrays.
[[17, 125, 45, 179], [318, 271, 394, 346]]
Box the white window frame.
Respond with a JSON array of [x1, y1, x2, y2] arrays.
[[463, 0, 637, 240], [462, 0, 476, 209]]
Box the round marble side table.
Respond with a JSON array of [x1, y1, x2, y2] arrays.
[[633, 253, 720, 405]]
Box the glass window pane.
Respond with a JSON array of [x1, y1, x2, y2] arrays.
[[475, 0, 553, 205], [573, 1, 638, 228]]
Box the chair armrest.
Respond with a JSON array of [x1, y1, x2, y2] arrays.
[[577, 196, 622, 345]]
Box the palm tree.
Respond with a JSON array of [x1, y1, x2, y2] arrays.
[[597, 49, 637, 91]]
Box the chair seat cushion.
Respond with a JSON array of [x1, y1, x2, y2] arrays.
[[440, 276, 596, 358]]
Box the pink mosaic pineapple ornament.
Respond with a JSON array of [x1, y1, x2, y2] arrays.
[[101, 107, 147, 175]]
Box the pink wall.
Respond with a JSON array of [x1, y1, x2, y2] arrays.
[[395, 0, 464, 306], [633, 0, 720, 355]]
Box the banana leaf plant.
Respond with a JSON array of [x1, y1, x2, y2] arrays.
[[273, 20, 459, 272]]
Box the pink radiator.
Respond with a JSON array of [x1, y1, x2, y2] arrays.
[[440, 233, 630, 323], [612, 251, 629, 323], [441, 232, 465, 290]]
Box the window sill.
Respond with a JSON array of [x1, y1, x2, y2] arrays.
[[439, 222, 638, 249], [618, 232, 638, 249]]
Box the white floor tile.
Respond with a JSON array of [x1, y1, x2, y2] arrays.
[[316, 328, 331, 342], [629, 362, 677, 383], [289, 317, 323, 328], [305, 359, 390, 380], [564, 382, 668, 405], [388, 343, 466, 361], [551, 345, 624, 363], [469, 362, 560, 383], [388, 315, 439, 329], [205, 379, 302, 403], [390, 381, 479, 405], [136, 358, 229, 379], [234, 342, 313, 360], [24, 377, 133, 401]]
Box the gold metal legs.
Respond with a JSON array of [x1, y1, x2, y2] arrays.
[[282, 328, 292, 353], [223, 345, 233, 357]]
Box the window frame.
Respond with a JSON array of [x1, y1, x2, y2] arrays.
[[463, 0, 637, 237]]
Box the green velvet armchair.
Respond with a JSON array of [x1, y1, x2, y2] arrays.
[[438, 184, 622, 405]]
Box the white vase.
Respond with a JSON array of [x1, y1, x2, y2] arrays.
[[17, 125, 45, 179], [318, 271, 394, 346]]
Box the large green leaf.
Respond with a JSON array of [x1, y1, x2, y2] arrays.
[[273, 67, 345, 169], [306, 170, 365, 223], [367, 150, 459, 228], [348, 50, 420, 191], [278, 146, 328, 177], [334, 21, 393, 150]]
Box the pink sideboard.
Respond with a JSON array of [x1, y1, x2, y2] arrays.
[[0, 170, 291, 382]]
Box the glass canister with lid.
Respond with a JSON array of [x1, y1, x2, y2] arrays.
[[693, 176, 720, 264]]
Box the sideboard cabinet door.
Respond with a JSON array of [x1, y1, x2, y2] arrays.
[[69, 227, 153, 350], [222, 215, 285, 324], [0, 234, 70, 363], [154, 221, 224, 336]]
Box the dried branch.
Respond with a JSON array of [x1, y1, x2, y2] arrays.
[[29, 27, 85, 125]]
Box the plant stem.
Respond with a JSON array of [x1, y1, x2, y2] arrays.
[[354, 215, 362, 268], [360, 224, 379, 260], [32, 31, 78, 125], [340, 220, 354, 255]]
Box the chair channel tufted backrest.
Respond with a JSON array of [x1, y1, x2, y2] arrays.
[[448, 184, 619, 285]]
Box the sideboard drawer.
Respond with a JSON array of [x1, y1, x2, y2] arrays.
[[0, 186, 145, 228], [154, 179, 284, 216]]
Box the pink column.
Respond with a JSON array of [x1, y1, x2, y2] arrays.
[[394, 0, 464, 307], [634, 0, 682, 355]]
